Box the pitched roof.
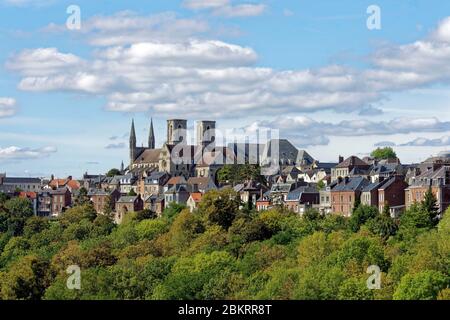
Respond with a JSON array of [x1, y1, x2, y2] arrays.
[[286, 186, 318, 201], [3, 177, 41, 184], [18, 191, 37, 199], [49, 178, 80, 190], [165, 184, 188, 194], [166, 176, 186, 186], [187, 177, 214, 189], [335, 156, 369, 169], [332, 176, 370, 192], [133, 148, 162, 164], [190, 192, 203, 203], [117, 196, 139, 203], [362, 180, 387, 192]]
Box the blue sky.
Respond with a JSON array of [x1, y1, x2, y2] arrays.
[[0, 0, 450, 177]]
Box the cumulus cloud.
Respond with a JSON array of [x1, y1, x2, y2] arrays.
[[0, 97, 17, 117], [183, 0, 267, 17], [0, 146, 57, 160], [7, 13, 450, 119], [43, 11, 209, 47], [240, 116, 450, 147]]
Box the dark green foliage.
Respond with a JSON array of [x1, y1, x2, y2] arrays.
[[106, 168, 121, 177], [422, 187, 439, 224], [349, 205, 378, 232]]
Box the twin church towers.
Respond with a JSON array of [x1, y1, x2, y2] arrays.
[[129, 118, 216, 168]]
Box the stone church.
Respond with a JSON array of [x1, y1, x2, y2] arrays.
[[128, 118, 224, 179]]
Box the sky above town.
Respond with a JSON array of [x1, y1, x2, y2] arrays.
[[1, 0, 450, 178]]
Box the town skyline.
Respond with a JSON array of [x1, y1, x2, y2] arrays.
[[1, 1, 450, 177]]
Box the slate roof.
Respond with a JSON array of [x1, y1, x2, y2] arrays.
[[332, 176, 370, 192], [362, 180, 387, 192], [165, 184, 189, 194], [270, 183, 294, 193], [286, 186, 318, 201], [3, 177, 41, 184], [117, 196, 139, 203], [187, 177, 214, 190], [335, 156, 369, 169], [264, 139, 315, 165]]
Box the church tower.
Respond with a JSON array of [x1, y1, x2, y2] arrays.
[[129, 119, 137, 167], [148, 118, 155, 149], [167, 119, 187, 145], [197, 120, 216, 149]]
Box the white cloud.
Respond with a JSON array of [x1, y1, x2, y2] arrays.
[[0, 97, 17, 117], [7, 13, 450, 120], [43, 11, 210, 47], [183, 0, 266, 17], [399, 136, 450, 147], [183, 0, 229, 10], [213, 3, 267, 17], [0, 145, 57, 160], [243, 116, 450, 147]]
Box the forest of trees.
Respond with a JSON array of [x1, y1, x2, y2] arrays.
[[0, 188, 448, 300]]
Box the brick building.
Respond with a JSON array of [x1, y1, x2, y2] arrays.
[[405, 166, 450, 213], [331, 176, 370, 217]]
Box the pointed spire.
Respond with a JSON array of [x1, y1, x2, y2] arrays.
[[148, 117, 155, 149], [129, 119, 137, 167], [130, 118, 136, 143]]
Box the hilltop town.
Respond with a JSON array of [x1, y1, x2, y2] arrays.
[[1, 117, 449, 223]]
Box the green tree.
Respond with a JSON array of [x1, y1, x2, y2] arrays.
[[349, 205, 378, 232], [74, 187, 90, 206], [367, 214, 398, 240], [317, 180, 326, 190], [393, 270, 449, 300], [0, 255, 50, 300], [370, 147, 397, 160], [127, 189, 137, 196], [106, 168, 121, 177], [103, 195, 115, 218], [422, 187, 439, 224], [198, 189, 241, 230]]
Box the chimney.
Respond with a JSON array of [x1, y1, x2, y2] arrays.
[[339, 155, 344, 163], [51, 174, 54, 181], [338, 177, 343, 184], [68, 176, 72, 181], [344, 176, 350, 184]]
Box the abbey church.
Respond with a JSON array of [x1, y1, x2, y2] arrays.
[[128, 118, 233, 179], [127, 118, 317, 181]]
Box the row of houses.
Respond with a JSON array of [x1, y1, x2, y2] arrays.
[[1, 151, 449, 222], [0, 174, 80, 217], [255, 153, 450, 218]]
